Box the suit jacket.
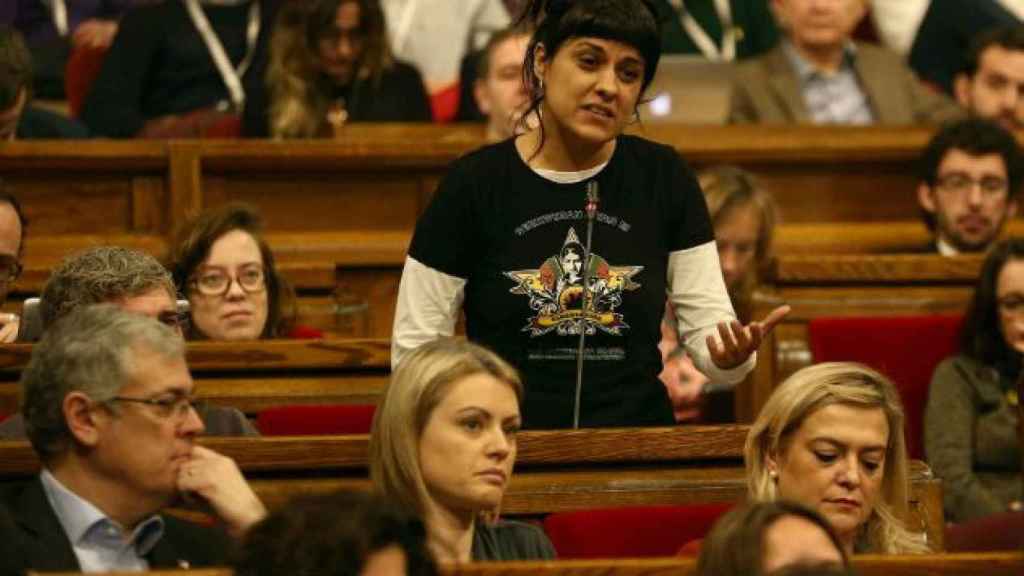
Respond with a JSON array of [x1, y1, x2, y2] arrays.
[[728, 42, 963, 125], [0, 478, 232, 573]]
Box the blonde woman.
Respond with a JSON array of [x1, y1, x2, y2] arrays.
[[744, 362, 929, 555], [243, 0, 431, 138], [659, 165, 779, 421], [369, 339, 555, 563]]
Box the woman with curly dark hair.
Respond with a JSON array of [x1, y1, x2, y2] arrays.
[[243, 0, 431, 138]]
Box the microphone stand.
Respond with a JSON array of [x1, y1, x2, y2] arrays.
[[573, 180, 600, 429]]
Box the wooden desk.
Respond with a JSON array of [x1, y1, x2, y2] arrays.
[[737, 253, 979, 423], [29, 553, 1024, 576], [0, 426, 946, 548], [0, 338, 391, 415]]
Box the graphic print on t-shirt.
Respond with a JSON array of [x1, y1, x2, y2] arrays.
[[504, 227, 643, 337]]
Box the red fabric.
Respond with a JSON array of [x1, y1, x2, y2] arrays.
[[945, 511, 1024, 551], [65, 45, 109, 118], [203, 114, 242, 138], [429, 83, 460, 123], [256, 404, 376, 435], [285, 324, 325, 340], [807, 315, 963, 460], [0, 411, 8, 423], [543, 503, 733, 558]]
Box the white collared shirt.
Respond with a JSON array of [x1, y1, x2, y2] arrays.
[[39, 469, 164, 573]]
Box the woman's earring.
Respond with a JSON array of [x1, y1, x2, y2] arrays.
[[538, 77, 545, 96], [769, 469, 778, 480]]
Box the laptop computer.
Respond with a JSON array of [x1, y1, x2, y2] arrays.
[[639, 55, 735, 125]]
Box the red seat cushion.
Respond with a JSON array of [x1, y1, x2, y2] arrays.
[[807, 315, 963, 460], [256, 404, 376, 436], [945, 511, 1024, 551], [543, 503, 733, 558]]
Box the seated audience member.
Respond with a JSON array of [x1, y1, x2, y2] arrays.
[[235, 490, 438, 576], [472, 25, 530, 143], [0, 25, 87, 139], [0, 184, 25, 343], [381, 0, 510, 122], [170, 203, 317, 340], [0, 246, 259, 437], [2, 304, 267, 572], [926, 238, 1024, 523], [696, 501, 847, 576], [955, 26, 1024, 132], [729, 0, 961, 124], [0, 0, 145, 98], [648, 0, 778, 60], [369, 338, 555, 563], [917, 118, 1020, 256], [80, 0, 279, 138], [745, 362, 929, 554], [243, 0, 430, 138], [660, 166, 778, 421]]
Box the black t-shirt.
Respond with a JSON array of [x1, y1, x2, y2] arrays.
[[408, 135, 714, 428]]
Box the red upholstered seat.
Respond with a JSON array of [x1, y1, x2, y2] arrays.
[[807, 315, 963, 460], [543, 503, 733, 558], [256, 404, 376, 436], [945, 511, 1024, 551], [65, 45, 109, 118]]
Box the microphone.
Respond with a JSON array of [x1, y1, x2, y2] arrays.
[[573, 180, 600, 429]]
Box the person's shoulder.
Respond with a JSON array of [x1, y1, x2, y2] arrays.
[[450, 137, 518, 176], [388, 59, 425, 81], [854, 41, 910, 71], [478, 519, 555, 560]]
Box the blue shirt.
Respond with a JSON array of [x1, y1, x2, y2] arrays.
[[39, 469, 165, 573], [783, 40, 875, 125]]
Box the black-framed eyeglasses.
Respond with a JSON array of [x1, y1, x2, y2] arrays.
[[156, 310, 191, 331], [107, 394, 207, 420], [190, 265, 266, 297], [935, 173, 1009, 198]]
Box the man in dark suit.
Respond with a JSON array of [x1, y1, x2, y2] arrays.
[[917, 118, 1021, 256], [1, 304, 266, 572]]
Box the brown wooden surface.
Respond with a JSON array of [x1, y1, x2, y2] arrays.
[[0, 427, 946, 547], [736, 254, 977, 423], [32, 552, 1024, 576]]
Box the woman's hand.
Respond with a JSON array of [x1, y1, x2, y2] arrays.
[[708, 305, 791, 370]]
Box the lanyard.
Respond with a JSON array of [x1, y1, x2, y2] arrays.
[[43, 0, 69, 37], [183, 0, 261, 111], [390, 0, 418, 54], [669, 0, 736, 62]]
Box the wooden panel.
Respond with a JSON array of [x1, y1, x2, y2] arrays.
[[28, 553, 1024, 576]]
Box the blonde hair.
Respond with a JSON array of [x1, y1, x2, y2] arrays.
[[744, 362, 929, 554], [698, 165, 778, 321], [369, 339, 523, 517]]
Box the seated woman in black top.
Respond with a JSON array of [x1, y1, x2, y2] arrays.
[[369, 338, 555, 563], [243, 0, 431, 138]]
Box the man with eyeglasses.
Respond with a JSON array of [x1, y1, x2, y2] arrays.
[[917, 117, 1021, 256], [1, 304, 266, 572], [0, 186, 25, 343], [0, 246, 258, 438]]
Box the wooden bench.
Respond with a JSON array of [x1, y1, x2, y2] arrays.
[[0, 338, 391, 416], [30, 553, 1024, 576], [0, 426, 947, 548], [737, 253, 980, 422]]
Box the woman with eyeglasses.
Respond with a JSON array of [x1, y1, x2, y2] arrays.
[[926, 238, 1024, 523], [169, 202, 311, 341]]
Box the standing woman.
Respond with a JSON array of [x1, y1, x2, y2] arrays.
[[393, 0, 787, 428]]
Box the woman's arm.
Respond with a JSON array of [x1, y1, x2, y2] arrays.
[[924, 358, 1006, 521], [391, 257, 466, 369]]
